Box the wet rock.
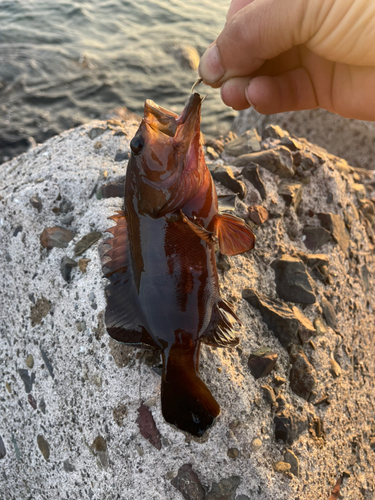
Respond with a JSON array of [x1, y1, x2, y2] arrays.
[[273, 461, 291, 473], [242, 289, 314, 347], [91, 435, 108, 469], [114, 150, 129, 162], [317, 213, 349, 253], [224, 129, 261, 156], [303, 226, 331, 250], [112, 403, 128, 427], [330, 356, 342, 378], [262, 125, 288, 141], [261, 384, 276, 406], [289, 345, 317, 400], [233, 147, 295, 178], [74, 231, 102, 256], [26, 354, 34, 369], [248, 348, 278, 379], [274, 409, 309, 444], [211, 166, 247, 199], [0, 436, 6, 459], [30, 195, 42, 211], [136, 402, 162, 451], [205, 476, 241, 500], [247, 205, 269, 225], [88, 126, 106, 140], [63, 460, 75, 472], [40, 348, 54, 379], [60, 256, 78, 282], [227, 447, 239, 458], [28, 394, 37, 410], [284, 449, 299, 477], [96, 177, 125, 199], [18, 369, 35, 393], [171, 464, 205, 500], [40, 227, 74, 249], [242, 164, 267, 200], [321, 297, 336, 328], [278, 180, 304, 210], [37, 435, 50, 460], [30, 297, 51, 326], [271, 255, 316, 304]]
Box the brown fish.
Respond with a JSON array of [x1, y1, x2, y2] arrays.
[[102, 93, 255, 437]]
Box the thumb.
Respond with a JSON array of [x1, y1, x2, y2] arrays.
[[199, 0, 326, 85], [226, 0, 256, 20]]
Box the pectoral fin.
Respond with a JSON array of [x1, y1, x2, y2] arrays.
[[180, 210, 217, 244], [213, 213, 255, 256]]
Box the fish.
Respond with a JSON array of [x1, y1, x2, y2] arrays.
[[102, 92, 255, 437]]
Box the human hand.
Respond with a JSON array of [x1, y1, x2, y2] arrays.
[[198, 0, 375, 120]]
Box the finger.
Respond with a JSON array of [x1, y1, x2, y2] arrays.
[[226, 0, 255, 20], [221, 77, 252, 110]]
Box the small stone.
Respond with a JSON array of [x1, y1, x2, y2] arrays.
[[206, 146, 219, 159], [254, 396, 262, 407], [274, 375, 286, 386], [60, 256, 78, 282], [242, 164, 267, 200], [0, 436, 6, 459], [321, 297, 336, 328], [274, 409, 308, 444], [205, 137, 225, 154], [248, 348, 278, 379], [88, 126, 106, 140], [278, 180, 304, 210], [262, 124, 288, 140], [247, 205, 269, 225], [227, 447, 239, 458], [18, 369, 35, 393], [276, 394, 286, 410], [59, 198, 73, 214], [224, 129, 261, 156], [233, 147, 295, 177], [171, 464, 205, 500], [314, 317, 327, 336], [78, 258, 91, 273], [76, 320, 86, 332], [63, 460, 75, 472], [330, 356, 342, 378], [91, 435, 108, 469], [113, 403, 128, 427], [289, 345, 317, 400], [30, 195, 42, 211], [261, 384, 276, 405], [37, 435, 50, 460], [74, 232, 102, 256], [114, 150, 129, 162], [360, 265, 370, 292], [251, 438, 262, 452], [26, 354, 34, 369], [284, 449, 299, 477], [211, 166, 247, 199], [30, 297, 51, 326], [94, 141, 103, 150], [271, 255, 316, 304], [205, 476, 241, 500], [28, 394, 37, 410], [5, 382, 11, 393], [39, 398, 46, 414], [40, 348, 54, 379], [303, 226, 331, 250], [136, 402, 162, 450], [352, 183, 366, 200], [40, 227, 74, 249], [96, 176, 125, 199], [273, 461, 291, 473], [306, 254, 329, 269], [109, 339, 133, 367], [280, 136, 303, 151], [216, 251, 231, 272], [318, 213, 349, 253]]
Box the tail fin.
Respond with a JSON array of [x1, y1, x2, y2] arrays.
[[161, 340, 220, 437]]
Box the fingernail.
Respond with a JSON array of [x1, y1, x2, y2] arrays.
[[198, 43, 224, 84]]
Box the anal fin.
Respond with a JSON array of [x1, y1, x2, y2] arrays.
[[201, 299, 240, 347]]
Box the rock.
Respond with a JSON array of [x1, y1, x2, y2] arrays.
[[360, 264, 370, 292], [289, 345, 317, 400], [261, 384, 277, 406], [242, 164, 267, 200], [74, 231, 102, 256], [28, 394, 37, 410], [227, 448, 239, 458], [96, 177, 125, 199], [171, 464, 205, 500], [248, 348, 278, 379], [63, 460, 75, 472], [262, 125, 288, 141], [284, 449, 299, 477], [206, 146, 219, 160], [40, 227, 74, 249], [303, 226, 331, 250], [40, 348, 54, 379], [205, 476, 241, 500], [78, 258, 91, 273], [0, 436, 6, 459], [274, 409, 309, 444], [352, 183, 366, 201], [39, 398, 46, 414], [60, 256, 78, 282], [306, 254, 329, 269], [251, 438, 262, 452], [314, 316, 328, 336], [30, 297, 51, 326], [18, 369, 35, 393], [280, 136, 303, 151], [273, 461, 291, 473], [114, 150, 129, 162], [26, 354, 34, 369], [30, 195, 42, 211], [88, 126, 106, 140], [91, 435, 108, 469], [211, 166, 247, 199], [224, 129, 261, 156], [216, 252, 231, 272], [112, 403, 128, 427], [271, 255, 316, 304], [232, 147, 295, 177], [205, 138, 225, 154], [278, 180, 304, 210], [217, 194, 237, 212], [37, 435, 50, 460], [330, 356, 342, 378], [318, 213, 350, 253], [136, 403, 162, 451], [274, 375, 286, 386], [321, 297, 336, 328], [242, 289, 314, 347], [247, 205, 269, 225]]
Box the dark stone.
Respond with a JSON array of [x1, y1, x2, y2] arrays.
[[306, 254, 329, 269], [274, 375, 286, 386], [40, 227, 74, 249], [274, 409, 308, 444], [224, 129, 261, 156], [60, 256, 78, 282], [303, 226, 331, 250], [360, 265, 370, 292], [280, 136, 303, 151], [262, 125, 288, 141], [37, 435, 50, 460], [30, 297, 51, 326], [39, 398, 46, 414], [278, 180, 304, 210], [88, 126, 106, 140], [233, 147, 295, 177], [271, 255, 316, 304], [30, 195, 42, 211], [114, 150, 129, 162], [261, 384, 276, 405], [28, 394, 37, 410], [171, 464, 205, 500], [227, 448, 239, 458], [242, 289, 314, 347], [242, 164, 267, 200], [18, 369, 35, 393], [299, 152, 317, 170], [63, 460, 75, 472], [40, 349, 54, 379], [217, 194, 237, 212], [211, 166, 247, 199], [136, 402, 162, 450], [205, 138, 225, 154], [317, 213, 349, 253], [74, 232, 102, 256], [13, 226, 22, 237], [248, 348, 278, 379], [321, 297, 336, 328], [59, 199, 74, 214], [0, 436, 6, 459], [247, 205, 269, 225], [206, 476, 241, 500], [289, 345, 317, 400]]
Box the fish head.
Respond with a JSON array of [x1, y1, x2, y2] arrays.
[[126, 93, 206, 217]]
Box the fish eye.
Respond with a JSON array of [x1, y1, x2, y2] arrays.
[[130, 135, 144, 155]]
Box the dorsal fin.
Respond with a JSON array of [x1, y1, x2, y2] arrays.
[[213, 213, 255, 256], [102, 211, 159, 349], [200, 299, 240, 347]]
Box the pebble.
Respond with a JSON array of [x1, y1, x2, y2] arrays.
[[251, 438, 262, 452], [112, 403, 128, 427], [0, 436, 6, 459], [330, 356, 342, 378], [60, 256, 78, 282], [280, 136, 303, 151], [321, 297, 336, 328], [91, 435, 108, 469], [278, 180, 304, 210], [289, 345, 317, 400], [248, 348, 278, 379], [78, 258, 91, 273], [114, 150, 129, 162], [284, 449, 300, 477], [88, 126, 106, 140], [261, 384, 277, 406], [171, 464, 205, 500], [74, 231, 102, 256], [274, 409, 308, 444], [233, 147, 295, 178], [262, 124, 288, 140], [227, 448, 239, 458], [28, 394, 37, 410], [18, 369, 35, 393], [314, 316, 328, 336], [242, 164, 267, 200], [96, 176, 126, 199], [247, 205, 269, 225], [303, 226, 331, 250], [40, 226, 74, 249], [224, 129, 261, 156], [26, 354, 34, 369], [5, 382, 11, 393], [63, 460, 75, 472], [136, 402, 162, 451], [273, 461, 291, 473], [30, 195, 42, 211], [211, 165, 247, 199], [37, 435, 50, 460], [216, 252, 231, 272], [205, 476, 241, 500], [40, 348, 54, 379], [271, 255, 316, 304], [274, 375, 286, 386], [318, 212, 349, 253], [30, 297, 51, 326], [94, 141, 103, 150]]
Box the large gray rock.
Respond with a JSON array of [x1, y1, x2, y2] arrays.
[[1, 117, 375, 500]]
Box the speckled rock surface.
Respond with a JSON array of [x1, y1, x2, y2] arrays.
[[1, 115, 375, 500]]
